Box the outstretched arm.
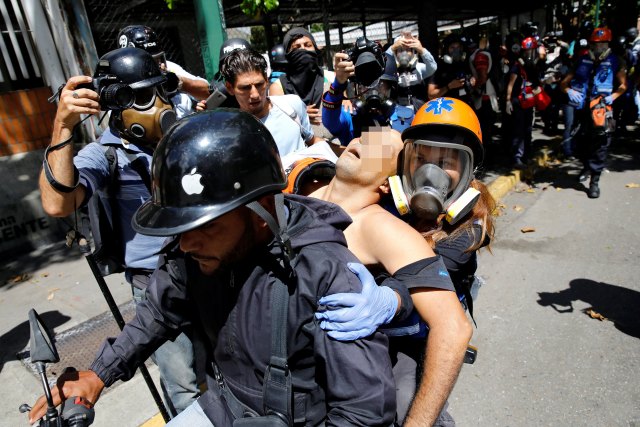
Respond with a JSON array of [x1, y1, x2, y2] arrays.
[[39, 76, 98, 217]]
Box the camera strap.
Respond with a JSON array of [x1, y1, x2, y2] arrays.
[[43, 134, 81, 193]]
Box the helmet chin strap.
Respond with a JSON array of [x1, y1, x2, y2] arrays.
[[245, 193, 295, 278]]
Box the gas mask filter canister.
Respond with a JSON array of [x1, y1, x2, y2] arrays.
[[409, 163, 451, 219], [121, 94, 176, 144]]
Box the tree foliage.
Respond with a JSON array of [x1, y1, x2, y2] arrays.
[[241, 0, 279, 18]]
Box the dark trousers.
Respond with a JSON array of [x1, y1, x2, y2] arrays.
[[575, 108, 613, 174]]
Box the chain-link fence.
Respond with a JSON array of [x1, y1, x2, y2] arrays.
[[83, 0, 205, 78]]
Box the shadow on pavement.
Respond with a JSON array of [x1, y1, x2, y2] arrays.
[[537, 278, 640, 339], [0, 240, 84, 291], [528, 132, 640, 192], [0, 310, 71, 373]]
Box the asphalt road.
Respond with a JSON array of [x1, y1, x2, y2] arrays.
[[448, 137, 640, 426]]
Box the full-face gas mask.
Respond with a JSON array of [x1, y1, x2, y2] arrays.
[[96, 47, 178, 146], [348, 77, 396, 124], [396, 47, 418, 69], [389, 139, 480, 225]]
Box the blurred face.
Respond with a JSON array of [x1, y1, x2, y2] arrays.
[[289, 36, 315, 52], [179, 209, 255, 276], [226, 71, 269, 117], [336, 128, 403, 186]]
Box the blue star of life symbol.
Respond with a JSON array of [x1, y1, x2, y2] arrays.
[[425, 98, 454, 115]]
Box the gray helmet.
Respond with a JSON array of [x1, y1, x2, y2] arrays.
[[133, 109, 287, 236]]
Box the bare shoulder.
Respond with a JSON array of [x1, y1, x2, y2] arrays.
[[354, 206, 435, 274]]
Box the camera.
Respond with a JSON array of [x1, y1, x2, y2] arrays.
[[455, 72, 473, 96], [345, 37, 386, 86], [77, 75, 135, 110]]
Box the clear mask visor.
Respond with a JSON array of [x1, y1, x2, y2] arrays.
[[401, 139, 474, 211]]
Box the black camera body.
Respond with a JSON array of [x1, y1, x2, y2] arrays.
[[77, 75, 134, 110], [455, 71, 473, 96], [345, 37, 386, 86]]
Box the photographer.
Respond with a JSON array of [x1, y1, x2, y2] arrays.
[[38, 47, 200, 416], [384, 30, 437, 111], [428, 34, 476, 105], [118, 25, 209, 118], [322, 37, 409, 145]]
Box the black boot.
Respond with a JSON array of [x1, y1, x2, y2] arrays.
[[588, 173, 601, 199]]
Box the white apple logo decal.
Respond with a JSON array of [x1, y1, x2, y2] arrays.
[[181, 167, 204, 195]]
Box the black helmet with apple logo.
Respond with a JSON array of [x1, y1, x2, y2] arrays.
[[132, 108, 287, 236]]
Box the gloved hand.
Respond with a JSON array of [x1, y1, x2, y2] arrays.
[[505, 100, 513, 115], [567, 88, 584, 105], [604, 94, 614, 105], [315, 262, 398, 341]]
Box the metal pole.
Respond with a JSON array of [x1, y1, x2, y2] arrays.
[[322, 0, 332, 70], [74, 232, 171, 423], [193, 0, 227, 81]]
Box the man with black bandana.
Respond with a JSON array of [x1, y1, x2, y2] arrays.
[[269, 27, 335, 139], [38, 47, 200, 416]]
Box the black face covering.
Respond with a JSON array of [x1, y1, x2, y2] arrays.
[[283, 49, 324, 106]]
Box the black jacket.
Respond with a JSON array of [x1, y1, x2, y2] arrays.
[[90, 195, 397, 426]]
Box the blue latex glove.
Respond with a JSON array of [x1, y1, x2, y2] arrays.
[[604, 95, 614, 105], [315, 262, 398, 341], [567, 88, 584, 105]]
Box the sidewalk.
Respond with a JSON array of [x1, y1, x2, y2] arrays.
[[0, 117, 561, 427]]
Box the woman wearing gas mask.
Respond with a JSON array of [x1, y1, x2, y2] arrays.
[[268, 27, 335, 139], [392, 97, 495, 319], [314, 98, 495, 426]]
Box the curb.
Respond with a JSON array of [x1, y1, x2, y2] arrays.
[[486, 147, 550, 202], [140, 413, 165, 427]]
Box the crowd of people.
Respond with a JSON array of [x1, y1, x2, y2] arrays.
[[27, 17, 633, 427]]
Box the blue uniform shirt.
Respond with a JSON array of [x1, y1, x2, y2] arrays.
[[75, 129, 165, 271]]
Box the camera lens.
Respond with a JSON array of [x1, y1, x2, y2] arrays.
[[101, 83, 134, 110]]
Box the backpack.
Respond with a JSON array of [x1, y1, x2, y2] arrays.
[[79, 146, 151, 276]]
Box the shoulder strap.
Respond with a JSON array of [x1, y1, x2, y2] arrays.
[[270, 95, 300, 125], [269, 96, 313, 143], [246, 193, 294, 424], [102, 145, 152, 194], [121, 150, 152, 193], [103, 146, 119, 194]]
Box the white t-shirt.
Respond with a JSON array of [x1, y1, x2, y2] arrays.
[[261, 94, 314, 157]]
